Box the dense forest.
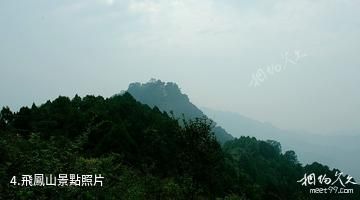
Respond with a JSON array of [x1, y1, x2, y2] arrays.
[[127, 79, 233, 143], [0, 92, 359, 199]]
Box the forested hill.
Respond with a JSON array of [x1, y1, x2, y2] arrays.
[[127, 79, 233, 143], [0, 92, 359, 199]]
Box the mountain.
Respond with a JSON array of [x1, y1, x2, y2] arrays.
[[0, 93, 229, 199], [1, 88, 359, 199], [126, 79, 360, 181], [127, 79, 233, 143], [202, 107, 360, 181]]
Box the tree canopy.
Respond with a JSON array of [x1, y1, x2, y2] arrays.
[[0, 92, 358, 199]]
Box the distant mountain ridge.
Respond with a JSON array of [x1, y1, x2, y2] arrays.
[[126, 79, 359, 180], [127, 79, 233, 143], [2, 80, 358, 199], [202, 107, 360, 181]]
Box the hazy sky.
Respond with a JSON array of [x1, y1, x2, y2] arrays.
[[1, 0, 359, 134]]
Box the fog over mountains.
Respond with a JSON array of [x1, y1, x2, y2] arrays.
[[203, 107, 360, 181], [127, 79, 233, 143], [127, 79, 359, 181]]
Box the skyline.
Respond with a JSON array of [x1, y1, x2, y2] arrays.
[[1, 0, 359, 134]]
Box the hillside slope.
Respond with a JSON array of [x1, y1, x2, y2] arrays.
[[127, 79, 233, 143], [202, 107, 360, 181]]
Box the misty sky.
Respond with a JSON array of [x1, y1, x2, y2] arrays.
[[1, 0, 359, 134]]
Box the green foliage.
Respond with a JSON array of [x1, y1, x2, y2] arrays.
[[0, 93, 359, 199], [222, 137, 360, 200], [127, 79, 234, 144]]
